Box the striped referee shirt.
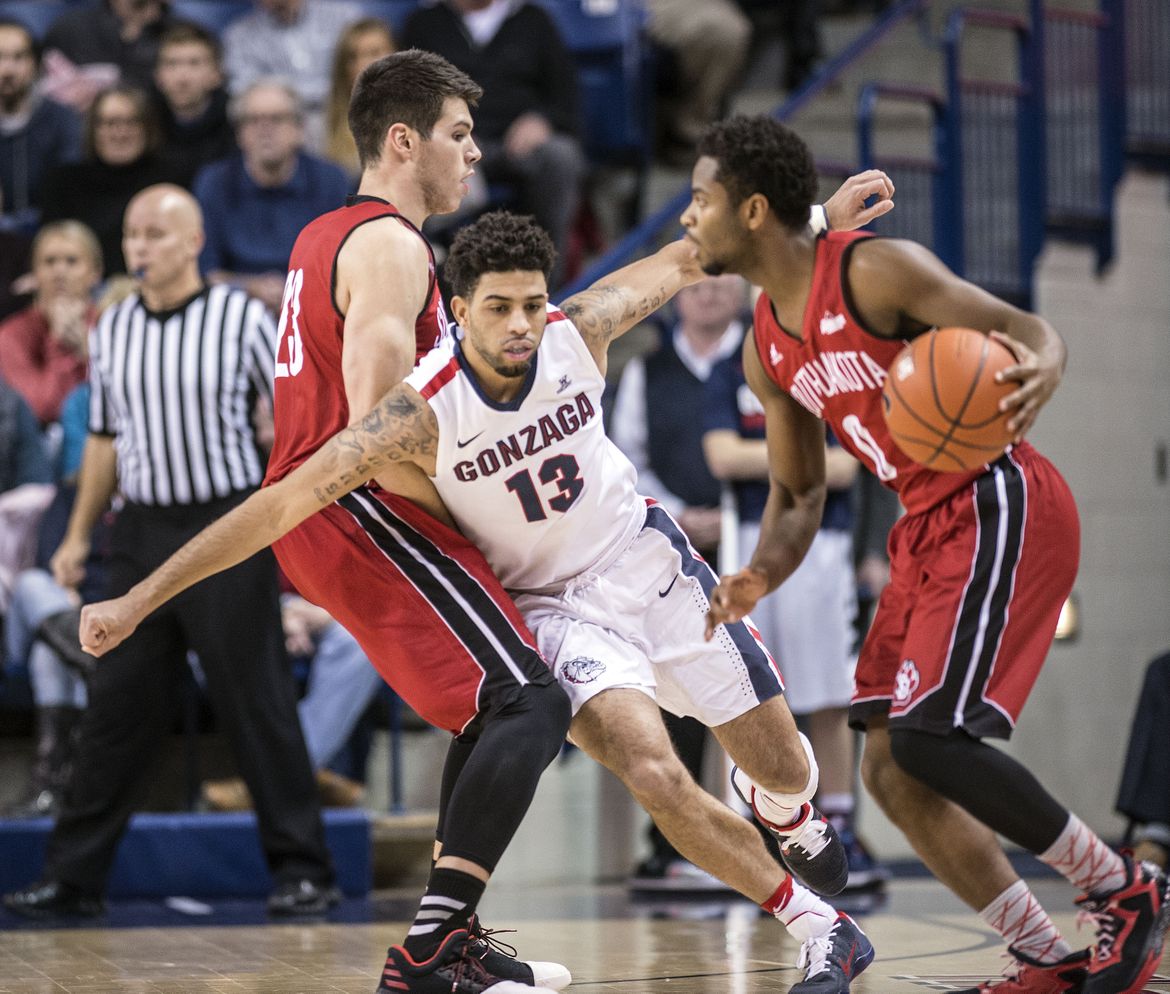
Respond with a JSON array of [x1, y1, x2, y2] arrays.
[[88, 284, 276, 507]]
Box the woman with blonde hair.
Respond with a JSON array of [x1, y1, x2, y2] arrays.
[[324, 18, 395, 177]]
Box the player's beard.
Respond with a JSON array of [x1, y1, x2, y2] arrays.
[[471, 339, 532, 379]]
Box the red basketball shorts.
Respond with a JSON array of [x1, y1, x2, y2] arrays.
[[851, 447, 1079, 739], [274, 484, 554, 735]]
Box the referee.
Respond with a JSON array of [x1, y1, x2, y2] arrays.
[[4, 185, 337, 919]]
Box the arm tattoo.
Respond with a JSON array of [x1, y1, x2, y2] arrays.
[[310, 386, 439, 506], [564, 282, 670, 348]]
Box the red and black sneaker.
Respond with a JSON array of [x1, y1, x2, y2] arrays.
[[377, 929, 559, 993], [953, 947, 1089, 993], [466, 915, 571, 989], [1078, 855, 1168, 994]]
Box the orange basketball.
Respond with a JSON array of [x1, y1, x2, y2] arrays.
[[881, 327, 1016, 472]]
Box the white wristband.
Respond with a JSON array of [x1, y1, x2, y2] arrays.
[[809, 203, 829, 234]]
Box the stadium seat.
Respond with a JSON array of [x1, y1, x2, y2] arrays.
[[0, 0, 71, 40], [170, 0, 251, 35], [534, 0, 654, 170]]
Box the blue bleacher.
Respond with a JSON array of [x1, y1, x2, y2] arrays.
[[0, 0, 70, 39]]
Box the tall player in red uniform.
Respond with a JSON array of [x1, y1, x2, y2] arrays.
[[691, 116, 1167, 994], [265, 50, 571, 994]]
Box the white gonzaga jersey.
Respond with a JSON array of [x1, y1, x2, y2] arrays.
[[405, 305, 645, 595]]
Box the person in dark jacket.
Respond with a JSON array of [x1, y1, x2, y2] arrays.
[[401, 0, 586, 282]]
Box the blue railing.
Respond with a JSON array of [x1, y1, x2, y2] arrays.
[[1111, 0, 1170, 169], [857, 83, 949, 255]]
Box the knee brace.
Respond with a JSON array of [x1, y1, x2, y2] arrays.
[[734, 731, 820, 825]]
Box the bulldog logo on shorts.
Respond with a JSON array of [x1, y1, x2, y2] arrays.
[[562, 656, 605, 685], [894, 659, 920, 703]]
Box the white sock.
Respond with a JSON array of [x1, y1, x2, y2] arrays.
[[734, 768, 812, 830], [1039, 814, 1127, 895], [979, 880, 1072, 964]]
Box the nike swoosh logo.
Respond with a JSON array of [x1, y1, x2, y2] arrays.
[[658, 574, 679, 598], [456, 431, 485, 449]]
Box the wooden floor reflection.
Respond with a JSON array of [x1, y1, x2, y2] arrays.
[[0, 879, 1167, 993]]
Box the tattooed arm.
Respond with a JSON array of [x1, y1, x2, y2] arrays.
[[561, 239, 704, 375], [78, 383, 439, 656]]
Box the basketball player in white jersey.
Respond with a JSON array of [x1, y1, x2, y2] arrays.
[[76, 194, 896, 992]]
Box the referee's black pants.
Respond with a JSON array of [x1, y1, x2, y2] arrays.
[[45, 492, 334, 895]]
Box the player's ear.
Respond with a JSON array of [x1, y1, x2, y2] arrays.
[[450, 294, 470, 327], [385, 122, 414, 160], [741, 193, 769, 231]]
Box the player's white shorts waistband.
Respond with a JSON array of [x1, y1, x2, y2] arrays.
[[515, 502, 785, 725]]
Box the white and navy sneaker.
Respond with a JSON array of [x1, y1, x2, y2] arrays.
[[790, 912, 875, 994]]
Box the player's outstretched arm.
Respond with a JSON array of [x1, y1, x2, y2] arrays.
[[78, 383, 439, 656], [823, 169, 896, 231], [850, 238, 1066, 440], [561, 239, 705, 374], [705, 336, 827, 640]]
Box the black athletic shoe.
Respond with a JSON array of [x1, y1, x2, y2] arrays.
[[731, 767, 849, 896], [466, 916, 572, 989], [1078, 854, 1168, 994], [789, 912, 875, 993], [378, 929, 559, 993], [267, 878, 342, 917], [951, 946, 1090, 993], [2, 879, 104, 919]]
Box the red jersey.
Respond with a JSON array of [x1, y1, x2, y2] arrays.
[[753, 230, 1034, 515], [264, 196, 451, 485]]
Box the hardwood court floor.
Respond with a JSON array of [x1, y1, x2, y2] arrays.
[[1, 879, 1167, 993]]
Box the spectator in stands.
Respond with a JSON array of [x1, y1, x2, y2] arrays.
[[193, 79, 350, 313], [1115, 650, 1170, 871], [0, 374, 53, 617], [735, 0, 823, 92], [401, 0, 586, 282], [0, 221, 101, 427], [2, 184, 337, 921], [645, 0, 751, 163], [153, 22, 236, 188], [203, 591, 385, 811], [2, 378, 106, 820], [609, 275, 746, 886], [41, 84, 184, 275], [703, 362, 887, 891], [222, 0, 363, 152], [323, 18, 395, 181], [41, 0, 178, 112], [0, 19, 81, 233]]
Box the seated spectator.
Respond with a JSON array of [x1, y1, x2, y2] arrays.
[[153, 22, 236, 188], [402, 0, 586, 283], [0, 19, 81, 233], [1116, 651, 1170, 871], [41, 84, 185, 275], [193, 79, 350, 313], [40, 0, 179, 112], [223, 0, 363, 153], [0, 375, 53, 616], [4, 382, 112, 819], [645, 0, 751, 162], [0, 221, 101, 426], [323, 18, 395, 181], [203, 591, 384, 811]]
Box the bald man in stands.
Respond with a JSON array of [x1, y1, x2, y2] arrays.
[[3, 185, 339, 921]]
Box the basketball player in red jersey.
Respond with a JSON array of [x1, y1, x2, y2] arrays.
[[692, 116, 1167, 994], [263, 50, 571, 994]]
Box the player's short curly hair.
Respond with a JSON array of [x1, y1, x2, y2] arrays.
[[444, 211, 557, 299], [697, 115, 817, 232], [349, 49, 482, 168]]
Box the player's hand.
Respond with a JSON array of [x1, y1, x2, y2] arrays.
[[79, 596, 144, 657], [824, 170, 896, 231], [505, 113, 553, 159], [990, 330, 1062, 440], [704, 566, 770, 640]]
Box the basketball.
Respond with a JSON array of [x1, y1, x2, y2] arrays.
[[881, 327, 1016, 472]]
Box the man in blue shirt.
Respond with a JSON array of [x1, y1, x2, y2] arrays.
[[193, 79, 349, 312]]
